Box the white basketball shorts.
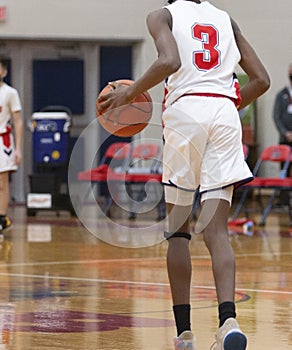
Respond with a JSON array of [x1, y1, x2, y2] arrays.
[[0, 132, 17, 173], [162, 95, 253, 205]]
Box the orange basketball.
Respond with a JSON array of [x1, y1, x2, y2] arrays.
[[96, 79, 153, 137]]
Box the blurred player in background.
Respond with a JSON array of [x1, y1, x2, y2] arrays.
[[273, 63, 292, 206], [0, 58, 23, 233], [97, 1, 270, 349]]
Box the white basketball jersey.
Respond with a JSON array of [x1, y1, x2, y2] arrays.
[[0, 83, 22, 133], [164, 1, 241, 107]]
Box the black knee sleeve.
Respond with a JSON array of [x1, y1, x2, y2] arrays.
[[164, 231, 192, 240]]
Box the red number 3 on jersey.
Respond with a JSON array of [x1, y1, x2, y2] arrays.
[[192, 23, 220, 71]]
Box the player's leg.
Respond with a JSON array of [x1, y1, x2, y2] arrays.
[[164, 185, 196, 350], [0, 171, 12, 232], [162, 98, 208, 349], [196, 194, 235, 304], [195, 188, 246, 350], [166, 202, 192, 306], [198, 98, 251, 349]]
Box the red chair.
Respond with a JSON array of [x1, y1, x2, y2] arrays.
[[78, 142, 131, 215], [78, 142, 131, 181], [125, 143, 164, 220], [231, 144, 292, 225]]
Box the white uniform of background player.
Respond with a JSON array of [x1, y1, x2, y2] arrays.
[[0, 83, 22, 172], [0, 58, 23, 233]]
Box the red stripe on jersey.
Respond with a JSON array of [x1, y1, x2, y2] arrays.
[[1, 126, 11, 148]]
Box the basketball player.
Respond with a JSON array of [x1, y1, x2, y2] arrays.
[[97, 1, 270, 349], [0, 58, 23, 233], [272, 63, 292, 206]]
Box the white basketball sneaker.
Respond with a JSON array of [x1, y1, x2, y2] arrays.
[[210, 318, 247, 350], [174, 330, 196, 350]]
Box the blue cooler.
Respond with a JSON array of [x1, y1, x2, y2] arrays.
[[27, 111, 76, 217], [31, 112, 71, 168]]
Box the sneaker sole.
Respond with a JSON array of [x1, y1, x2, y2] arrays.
[[224, 331, 247, 350]]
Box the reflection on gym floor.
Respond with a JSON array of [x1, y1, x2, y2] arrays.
[[0, 204, 291, 350]]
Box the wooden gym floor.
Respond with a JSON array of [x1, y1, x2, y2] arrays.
[[0, 198, 291, 350]]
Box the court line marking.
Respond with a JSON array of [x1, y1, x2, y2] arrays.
[[0, 272, 291, 296], [0, 250, 291, 268]]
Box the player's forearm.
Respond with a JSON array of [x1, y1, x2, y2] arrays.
[[13, 113, 23, 152], [238, 77, 270, 110], [127, 58, 180, 101]]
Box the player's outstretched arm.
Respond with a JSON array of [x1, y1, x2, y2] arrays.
[[231, 18, 270, 110]]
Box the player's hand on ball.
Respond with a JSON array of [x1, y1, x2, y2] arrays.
[[96, 79, 152, 137], [97, 81, 132, 115]]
